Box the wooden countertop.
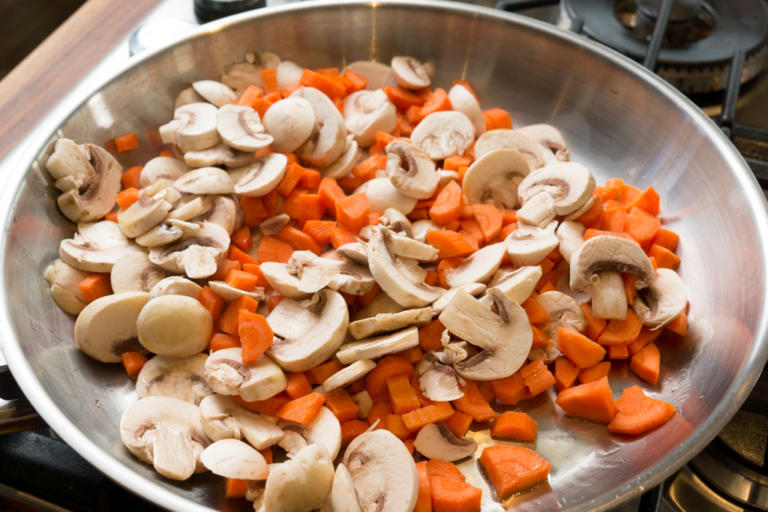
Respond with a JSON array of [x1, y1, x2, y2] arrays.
[[0, 0, 161, 161]]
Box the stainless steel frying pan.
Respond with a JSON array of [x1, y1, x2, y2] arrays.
[[1, 1, 767, 511]]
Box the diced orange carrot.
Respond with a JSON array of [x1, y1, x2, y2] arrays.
[[298, 69, 346, 98], [325, 389, 360, 422], [114, 132, 139, 152], [261, 67, 279, 95], [520, 359, 556, 396], [274, 225, 322, 255], [275, 392, 325, 425], [444, 411, 474, 438], [379, 413, 412, 440], [341, 419, 369, 445], [104, 210, 118, 222], [330, 225, 358, 248], [383, 86, 425, 111], [342, 69, 368, 92], [285, 372, 312, 399], [77, 273, 112, 303], [257, 236, 294, 263], [121, 352, 148, 379], [302, 219, 336, 246], [121, 166, 142, 190], [665, 311, 688, 336], [238, 310, 273, 364], [579, 361, 611, 384], [419, 88, 451, 118], [558, 327, 607, 368], [210, 332, 240, 352], [625, 187, 660, 216], [491, 411, 537, 442], [418, 319, 445, 352], [225, 270, 260, 291], [278, 162, 307, 197], [306, 359, 344, 385], [213, 259, 241, 281], [401, 402, 455, 431], [624, 206, 661, 249], [426, 230, 476, 258], [522, 294, 550, 326], [471, 204, 503, 242], [483, 108, 513, 130], [584, 229, 635, 242], [607, 385, 676, 435], [228, 245, 258, 266], [415, 461, 432, 512], [218, 295, 259, 336], [598, 309, 643, 345], [231, 225, 252, 253], [648, 244, 681, 269], [582, 303, 607, 340], [386, 374, 421, 415], [225, 478, 249, 498], [608, 344, 630, 360], [318, 177, 347, 213], [575, 195, 604, 228], [234, 393, 291, 417], [627, 327, 663, 355], [630, 342, 661, 385], [652, 228, 679, 252], [553, 356, 580, 391], [198, 286, 223, 321], [336, 193, 370, 234], [490, 372, 527, 405], [452, 381, 495, 422], [555, 376, 617, 424], [365, 356, 414, 398], [429, 181, 463, 226], [429, 476, 482, 512], [116, 187, 140, 209], [479, 445, 551, 498], [237, 84, 264, 107], [240, 196, 269, 226]]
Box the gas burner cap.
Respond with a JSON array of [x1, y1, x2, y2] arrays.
[[560, 0, 768, 93]]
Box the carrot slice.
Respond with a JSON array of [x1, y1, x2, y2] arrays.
[[121, 166, 142, 190], [116, 187, 140, 209], [444, 411, 474, 438], [522, 293, 550, 325], [225, 478, 248, 498], [418, 319, 446, 352], [482, 108, 513, 130], [383, 86, 425, 110], [240, 196, 269, 226], [415, 461, 433, 512], [366, 356, 415, 399], [299, 69, 347, 98], [607, 385, 676, 435], [608, 343, 630, 360], [318, 177, 346, 213], [452, 381, 495, 422], [257, 236, 294, 263], [238, 311, 273, 364], [237, 84, 263, 107], [325, 389, 360, 422], [630, 342, 661, 385], [490, 372, 528, 405], [471, 204, 503, 242], [78, 274, 112, 303], [401, 402, 455, 431], [491, 411, 537, 442], [479, 445, 551, 498], [285, 372, 312, 399], [554, 356, 580, 391], [598, 309, 643, 345], [430, 181, 463, 226], [341, 419, 369, 445], [555, 376, 618, 424], [261, 68, 279, 95], [624, 206, 661, 248], [218, 295, 259, 336], [210, 332, 240, 352], [578, 361, 611, 384], [225, 270, 260, 291], [665, 311, 688, 336], [419, 88, 451, 118], [557, 327, 606, 368], [648, 244, 681, 269], [582, 303, 607, 340], [380, 413, 412, 439], [275, 392, 325, 425], [278, 162, 307, 197], [306, 359, 344, 385], [426, 230, 475, 258], [386, 373, 421, 415], [336, 193, 370, 234], [330, 225, 358, 248], [520, 359, 556, 396], [625, 187, 660, 216], [652, 228, 679, 252], [114, 132, 139, 152], [234, 393, 290, 417], [121, 352, 148, 379], [275, 225, 322, 255], [584, 228, 635, 242], [198, 286, 223, 321], [429, 476, 482, 512]]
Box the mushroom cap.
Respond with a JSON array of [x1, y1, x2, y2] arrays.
[[148, 221, 230, 279], [174, 86, 205, 110], [262, 97, 316, 153], [232, 153, 288, 197], [148, 276, 202, 300], [517, 123, 569, 161], [200, 439, 269, 480], [505, 222, 559, 266], [205, 347, 287, 401], [486, 265, 542, 304], [267, 290, 349, 372], [110, 251, 166, 294], [259, 262, 309, 299], [45, 138, 91, 184], [117, 193, 173, 239], [136, 353, 212, 404], [191, 80, 236, 107], [633, 268, 687, 329], [344, 90, 398, 147], [184, 143, 255, 168], [195, 195, 240, 235], [390, 56, 431, 89], [320, 359, 377, 393], [263, 444, 335, 512], [444, 242, 506, 288], [343, 429, 419, 512], [44, 258, 89, 315], [74, 291, 149, 362], [322, 137, 361, 179], [569, 235, 655, 292], [174, 167, 234, 195], [348, 307, 433, 340], [329, 464, 363, 512], [137, 295, 212, 357], [474, 129, 549, 168], [291, 87, 347, 168], [168, 195, 212, 222], [139, 156, 188, 188], [198, 394, 284, 450], [59, 220, 135, 272], [336, 326, 419, 365], [343, 61, 397, 90], [173, 102, 220, 152], [416, 354, 464, 401], [364, 177, 418, 215], [216, 104, 273, 152], [119, 396, 209, 481], [411, 111, 476, 160], [383, 231, 438, 262], [431, 283, 486, 315], [517, 161, 595, 217], [462, 148, 532, 209], [134, 221, 183, 248], [278, 406, 341, 460], [336, 242, 369, 266], [288, 251, 375, 296], [448, 84, 485, 136], [385, 140, 438, 200], [413, 422, 477, 462]]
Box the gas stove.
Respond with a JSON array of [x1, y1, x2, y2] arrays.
[[0, 1, 766, 511]]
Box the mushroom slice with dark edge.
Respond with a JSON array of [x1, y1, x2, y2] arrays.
[[216, 104, 273, 152], [431, 283, 486, 315], [505, 221, 559, 266], [537, 290, 587, 346], [556, 220, 586, 263], [263, 444, 334, 512], [288, 251, 375, 295], [411, 111, 475, 161], [44, 259, 89, 315], [208, 280, 265, 302], [517, 123, 569, 161], [363, 177, 418, 215], [517, 162, 595, 226], [110, 251, 166, 293], [633, 268, 688, 329], [74, 291, 148, 362], [416, 353, 463, 401], [117, 192, 173, 239], [336, 327, 419, 365], [444, 242, 506, 287], [440, 289, 532, 380], [138, 295, 212, 357], [161, 102, 220, 152], [320, 359, 377, 393], [259, 213, 290, 236], [233, 153, 288, 197], [385, 140, 439, 199], [192, 80, 236, 107], [45, 140, 123, 223], [348, 307, 433, 340], [139, 156, 188, 187], [184, 143, 255, 169], [336, 242, 369, 266], [329, 464, 363, 512], [343, 429, 419, 512], [291, 87, 347, 168], [174, 167, 234, 195], [205, 347, 287, 401], [120, 396, 209, 481], [390, 56, 431, 89], [386, 230, 439, 262], [136, 353, 212, 404], [413, 422, 477, 462], [149, 221, 230, 279], [462, 148, 532, 209], [344, 90, 398, 148], [448, 84, 485, 135], [322, 137, 361, 179], [569, 235, 655, 320], [262, 97, 316, 153], [484, 265, 542, 304], [148, 276, 202, 299], [278, 407, 342, 460], [367, 227, 442, 308], [343, 61, 397, 90], [59, 220, 136, 272], [259, 262, 309, 299], [267, 290, 349, 372], [473, 129, 549, 168], [201, 439, 268, 480], [198, 394, 284, 449]]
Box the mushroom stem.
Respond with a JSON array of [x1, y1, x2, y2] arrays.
[[589, 271, 627, 320]]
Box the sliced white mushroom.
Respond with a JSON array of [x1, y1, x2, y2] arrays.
[[485, 265, 542, 304], [199, 394, 284, 450], [117, 193, 173, 238], [149, 221, 230, 279], [220, 57, 272, 91], [173, 86, 204, 110], [385, 140, 438, 200], [353, 292, 404, 321], [59, 221, 134, 272], [257, 214, 289, 237], [386, 231, 439, 261], [320, 359, 377, 393], [380, 208, 413, 237], [148, 276, 202, 300], [517, 123, 569, 161], [336, 242, 369, 266], [208, 280, 265, 302], [556, 220, 585, 264], [564, 196, 595, 221], [136, 354, 212, 404], [431, 283, 486, 315], [322, 138, 360, 179], [336, 327, 419, 365], [192, 80, 236, 107], [414, 422, 477, 462], [44, 259, 89, 315], [163, 102, 220, 152], [416, 354, 463, 401], [517, 190, 557, 227], [440, 289, 532, 380], [412, 219, 440, 243], [570, 235, 655, 320], [110, 251, 166, 293], [216, 104, 273, 152], [448, 84, 484, 135], [205, 347, 287, 401], [263, 444, 334, 512], [137, 295, 212, 357], [74, 291, 149, 362], [411, 111, 475, 160], [287, 251, 374, 295], [505, 221, 559, 266], [348, 308, 432, 340], [46, 140, 123, 223], [444, 242, 506, 287], [233, 153, 288, 197], [633, 268, 687, 329], [363, 177, 418, 215], [262, 97, 316, 153], [167, 195, 213, 221], [474, 129, 549, 168], [139, 156, 188, 187], [343, 89, 397, 147], [390, 56, 431, 89], [343, 61, 397, 90], [329, 464, 363, 512], [259, 262, 309, 299], [351, 391, 373, 419], [462, 148, 532, 209], [201, 439, 269, 480], [267, 290, 349, 372], [174, 167, 234, 195], [367, 227, 442, 308], [343, 429, 419, 512], [184, 143, 255, 168], [120, 396, 209, 481], [538, 290, 587, 350], [278, 407, 341, 460], [517, 162, 595, 223], [437, 169, 459, 189], [196, 195, 241, 235], [292, 87, 347, 168]]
